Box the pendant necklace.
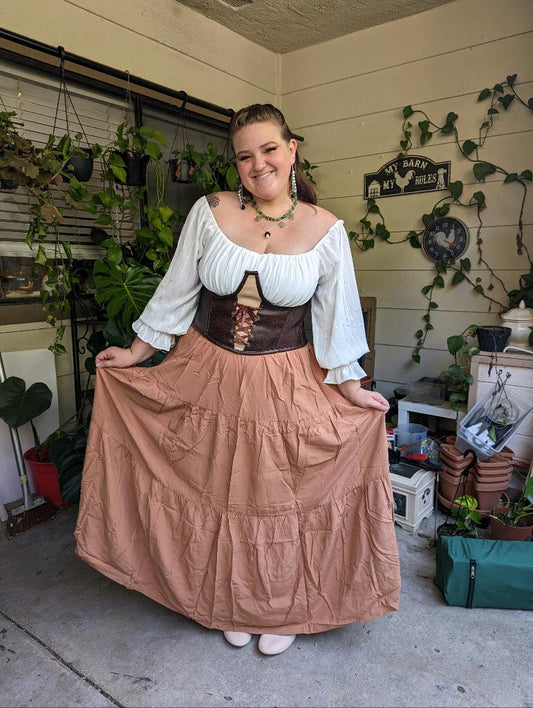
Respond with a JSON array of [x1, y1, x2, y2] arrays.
[[252, 195, 298, 238]]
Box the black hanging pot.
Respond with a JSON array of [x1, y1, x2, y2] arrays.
[[476, 326, 512, 352], [116, 152, 150, 187], [0, 178, 18, 190], [0, 148, 18, 190], [64, 148, 94, 182]]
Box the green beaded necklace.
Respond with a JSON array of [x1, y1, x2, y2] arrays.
[[252, 195, 298, 238]]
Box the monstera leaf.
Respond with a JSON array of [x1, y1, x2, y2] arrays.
[[0, 376, 52, 429], [93, 261, 161, 326]]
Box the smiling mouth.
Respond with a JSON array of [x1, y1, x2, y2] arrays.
[[253, 171, 275, 181]]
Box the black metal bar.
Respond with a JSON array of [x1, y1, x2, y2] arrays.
[[0, 28, 305, 141], [0, 28, 235, 120], [69, 290, 82, 413]]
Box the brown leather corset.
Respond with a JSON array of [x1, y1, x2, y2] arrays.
[[192, 271, 310, 355]]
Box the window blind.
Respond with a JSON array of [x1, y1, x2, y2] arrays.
[[0, 61, 134, 260]]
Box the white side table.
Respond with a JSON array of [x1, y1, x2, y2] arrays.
[[397, 398, 466, 432]]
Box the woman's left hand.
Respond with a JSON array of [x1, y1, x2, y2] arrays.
[[349, 388, 390, 412], [337, 379, 390, 412]]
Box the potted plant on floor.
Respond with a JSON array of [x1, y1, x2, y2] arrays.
[[436, 494, 483, 538], [489, 474, 533, 540], [0, 375, 69, 508]]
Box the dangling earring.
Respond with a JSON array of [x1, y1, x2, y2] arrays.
[[290, 165, 297, 199], [238, 183, 246, 210]]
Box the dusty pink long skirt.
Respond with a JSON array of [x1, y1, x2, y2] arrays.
[[75, 328, 400, 634]]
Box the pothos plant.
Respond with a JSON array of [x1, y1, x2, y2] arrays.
[[347, 74, 533, 366], [1, 113, 103, 353], [83, 122, 182, 359], [171, 142, 240, 193]]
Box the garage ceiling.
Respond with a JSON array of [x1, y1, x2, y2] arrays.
[[175, 0, 455, 53]]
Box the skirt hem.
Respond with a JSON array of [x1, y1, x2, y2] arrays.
[[75, 542, 400, 635]]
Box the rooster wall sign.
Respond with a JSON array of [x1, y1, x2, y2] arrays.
[[364, 155, 450, 199]]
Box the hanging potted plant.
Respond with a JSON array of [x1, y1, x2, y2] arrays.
[[108, 122, 166, 186], [172, 142, 240, 193], [169, 146, 193, 183], [62, 134, 100, 183], [0, 109, 32, 190], [48, 47, 98, 183]]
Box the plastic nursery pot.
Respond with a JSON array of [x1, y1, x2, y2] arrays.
[[168, 157, 191, 183], [476, 326, 512, 352], [0, 148, 18, 189], [65, 149, 94, 182], [23, 447, 71, 509], [114, 152, 150, 186]]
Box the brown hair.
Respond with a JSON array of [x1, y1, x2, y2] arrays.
[[229, 103, 316, 205]]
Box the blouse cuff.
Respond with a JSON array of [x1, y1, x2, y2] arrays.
[[132, 318, 174, 351], [324, 360, 368, 385]]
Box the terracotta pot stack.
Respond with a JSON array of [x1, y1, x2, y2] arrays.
[[438, 443, 475, 508], [438, 441, 513, 513], [474, 452, 513, 513]]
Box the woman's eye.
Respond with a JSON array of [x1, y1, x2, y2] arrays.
[[265, 146, 277, 153], [237, 155, 250, 162]]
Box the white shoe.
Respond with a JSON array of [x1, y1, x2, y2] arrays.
[[223, 631, 252, 647], [258, 634, 296, 655]]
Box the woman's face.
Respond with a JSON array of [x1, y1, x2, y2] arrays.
[[233, 121, 297, 203]]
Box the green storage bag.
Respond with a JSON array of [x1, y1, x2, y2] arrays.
[[434, 535, 533, 609]]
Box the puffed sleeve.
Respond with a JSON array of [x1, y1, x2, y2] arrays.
[[311, 221, 369, 384], [132, 197, 206, 350]]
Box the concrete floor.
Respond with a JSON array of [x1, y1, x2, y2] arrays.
[[0, 505, 531, 708]]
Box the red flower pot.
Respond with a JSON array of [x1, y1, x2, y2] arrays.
[[23, 447, 70, 508]]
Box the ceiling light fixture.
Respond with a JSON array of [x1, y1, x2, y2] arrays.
[[216, 0, 253, 10]]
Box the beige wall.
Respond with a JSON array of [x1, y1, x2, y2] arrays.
[[3, 0, 278, 107], [282, 0, 533, 398]]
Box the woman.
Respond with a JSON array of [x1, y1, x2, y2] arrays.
[[75, 104, 400, 656]]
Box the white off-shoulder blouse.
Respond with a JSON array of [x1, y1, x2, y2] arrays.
[[132, 197, 369, 383]]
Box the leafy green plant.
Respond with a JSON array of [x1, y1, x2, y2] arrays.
[[0, 376, 53, 460], [173, 142, 239, 193], [451, 494, 482, 537], [444, 325, 480, 408], [300, 158, 318, 186], [348, 74, 532, 365], [491, 476, 533, 528]]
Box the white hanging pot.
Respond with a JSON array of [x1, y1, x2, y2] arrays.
[[501, 300, 533, 347]]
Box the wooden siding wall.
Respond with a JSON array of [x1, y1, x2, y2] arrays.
[[282, 0, 533, 399]]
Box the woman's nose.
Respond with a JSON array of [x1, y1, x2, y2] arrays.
[[252, 154, 266, 171]]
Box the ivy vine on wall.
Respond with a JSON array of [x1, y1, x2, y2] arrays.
[[347, 74, 533, 364]]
